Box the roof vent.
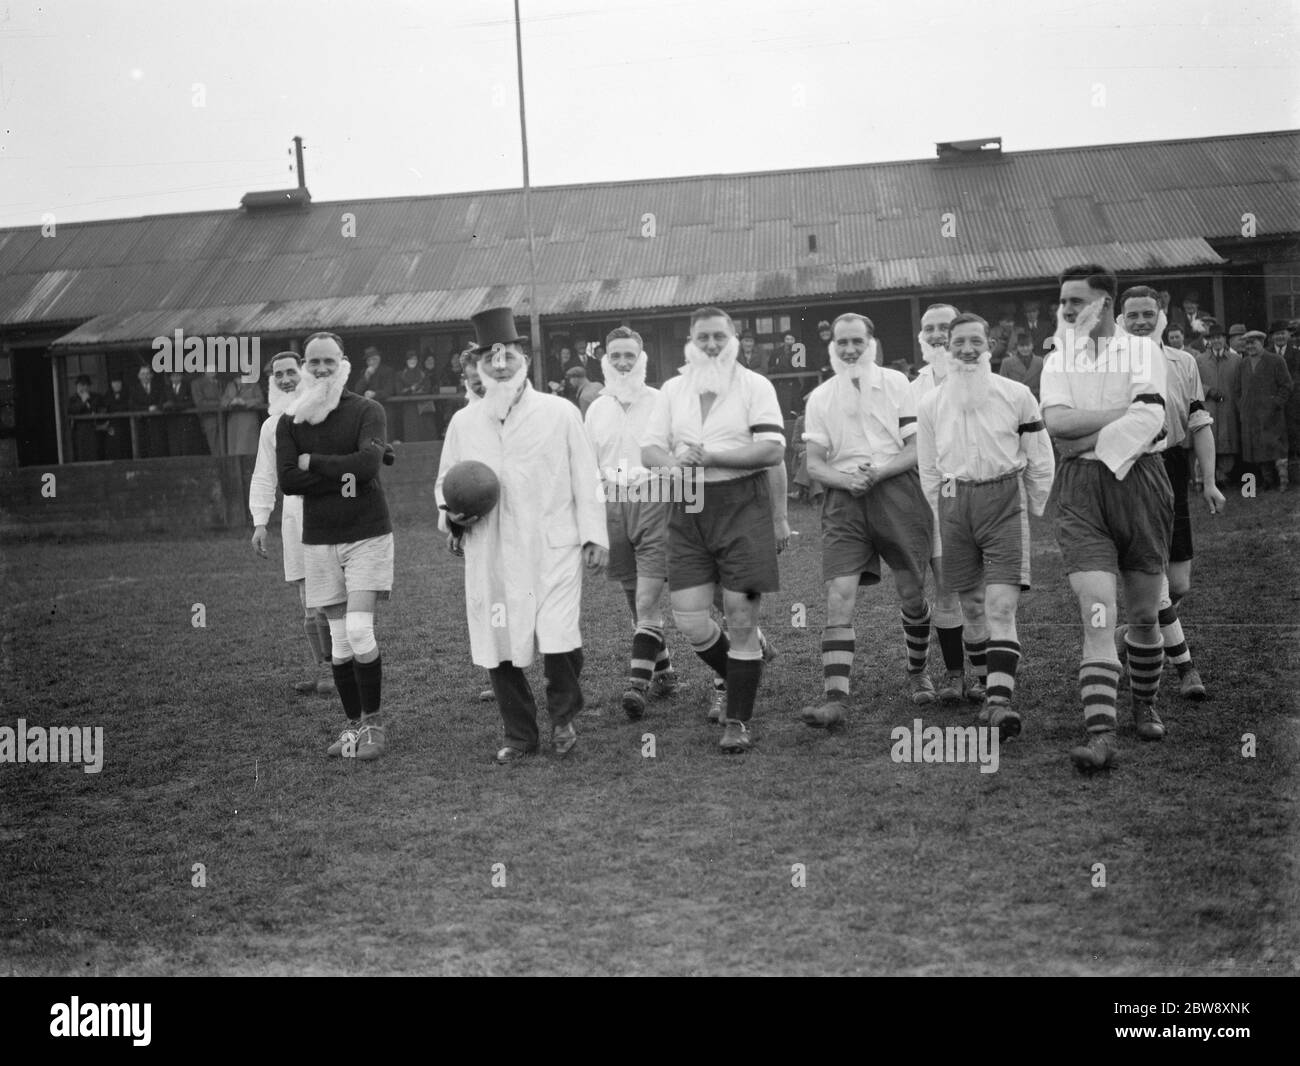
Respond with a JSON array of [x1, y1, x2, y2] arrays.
[[936, 137, 1002, 162], [240, 187, 312, 212]]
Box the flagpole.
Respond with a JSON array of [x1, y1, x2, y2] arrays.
[[514, 0, 544, 388]]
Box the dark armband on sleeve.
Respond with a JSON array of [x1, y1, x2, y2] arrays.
[[1017, 419, 1045, 434], [1135, 393, 1165, 407], [749, 423, 785, 435], [1188, 399, 1205, 415], [898, 415, 917, 427]]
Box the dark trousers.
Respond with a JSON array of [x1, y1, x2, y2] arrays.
[[489, 650, 584, 750]]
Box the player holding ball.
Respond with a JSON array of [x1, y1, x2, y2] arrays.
[[436, 306, 608, 764]]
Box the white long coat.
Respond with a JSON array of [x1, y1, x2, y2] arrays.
[[436, 385, 607, 668]]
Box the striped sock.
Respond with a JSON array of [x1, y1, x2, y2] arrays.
[[821, 626, 854, 700], [985, 640, 1020, 703], [936, 625, 965, 672], [1158, 603, 1193, 670], [692, 623, 731, 680], [629, 624, 663, 691], [964, 637, 989, 686], [1126, 633, 1165, 704], [1080, 659, 1120, 732], [901, 602, 931, 674], [653, 646, 673, 674]]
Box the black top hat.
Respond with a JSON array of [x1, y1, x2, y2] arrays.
[[470, 306, 527, 353]]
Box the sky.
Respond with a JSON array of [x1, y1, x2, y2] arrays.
[[0, 0, 1297, 228]]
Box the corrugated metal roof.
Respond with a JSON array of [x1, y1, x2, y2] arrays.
[[52, 237, 1224, 349], [3, 130, 1292, 343]]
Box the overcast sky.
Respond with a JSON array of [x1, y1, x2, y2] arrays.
[[1, 0, 1297, 228]]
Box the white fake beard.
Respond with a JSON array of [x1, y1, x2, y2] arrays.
[[480, 362, 529, 420], [465, 386, 482, 405], [268, 375, 299, 417], [681, 336, 739, 397], [917, 333, 949, 378], [292, 358, 351, 425], [1053, 297, 1107, 358], [601, 352, 647, 403], [830, 343, 877, 414], [948, 352, 993, 412]]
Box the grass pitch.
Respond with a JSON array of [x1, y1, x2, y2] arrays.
[[1, 488, 1298, 976]]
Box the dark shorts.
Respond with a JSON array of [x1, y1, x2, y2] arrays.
[[1163, 446, 1193, 563], [938, 470, 1032, 592], [1054, 453, 1173, 576], [667, 470, 780, 594], [820, 470, 932, 587], [605, 497, 670, 587]]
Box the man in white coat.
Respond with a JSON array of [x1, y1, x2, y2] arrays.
[[250, 350, 333, 696], [436, 307, 609, 764]]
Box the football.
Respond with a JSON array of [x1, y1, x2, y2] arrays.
[[441, 459, 501, 519]]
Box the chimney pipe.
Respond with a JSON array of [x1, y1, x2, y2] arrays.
[[293, 136, 306, 189]]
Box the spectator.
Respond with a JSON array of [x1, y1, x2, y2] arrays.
[[191, 368, 224, 455], [565, 365, 603, 415], [738, 331, 767, 372], [161, 371, 206, 456], [1019, 298, 1054, 354], [769, 331, 802, 415], [789, 410, 823, 505], [101, 371, 131, 459], [548, 345, 573, 394], [1235, 329, 1294, 491], [1194, 324, 1241, 489], [353, 347, 395, 401], [1170, 292, 1211, 350], [221, 375, 264, 455], [988, 309, 1018, 367], [128, 365, 168, 458], [562, 341, 603, 384], [394, 350, 428, 443], [812, 320, 834, 373], [1270, 321, 1300, 484], [67, 375, 102, 462], [999, 331, 1044, 399], [1228, 323, 1248, 353], [1164, 325, 1186, 350]]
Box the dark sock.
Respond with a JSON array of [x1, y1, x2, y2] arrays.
[[332, 659, 362, 721], [694, 627, 731, 680], [725, 658, 762, 722], [354, 654, 382, 716], [936, 625, 964, 672]]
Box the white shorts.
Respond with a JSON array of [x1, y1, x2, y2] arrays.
[[303, 533, 394, 609], [281, 498, 305, 583]]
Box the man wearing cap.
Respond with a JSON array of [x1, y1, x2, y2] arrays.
[[1040, 265, 1172, 773], [641, 306, 788, 753], [437, 307, 608, 763], [1169, 293, 1210, 352], [252, 351, 334, 698], [798, 312, 940, 729], [565, 364, 604, 415], [999, 331, 1044, 400], [1227, 323, 1248, 354], [917, 312, 1055, 740], [1194, 323, 1241, 489], [585, 325, 678, 721], [910, 304, 984, 705], [1235, 329, 1294, 491], [278, 333, 394, 761], [1269, 321, 1300, 484]]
